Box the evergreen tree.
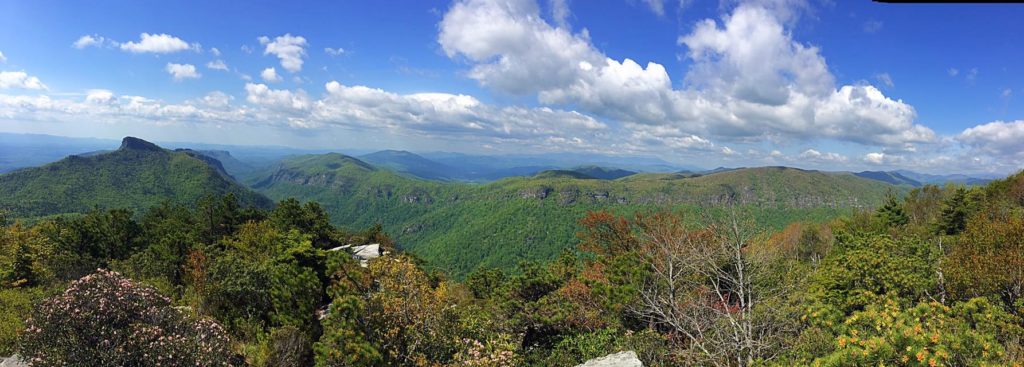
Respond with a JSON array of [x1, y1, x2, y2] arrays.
[[876, 190, 909, 227], [937, 187, 970, 235]]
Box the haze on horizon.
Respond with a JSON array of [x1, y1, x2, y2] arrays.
[[1, 0, 1023, 175]]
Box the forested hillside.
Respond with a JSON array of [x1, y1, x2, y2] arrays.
[[2, 167, 1021, 366], [0, 137, 271, 218], [249, 154, 895, 276]]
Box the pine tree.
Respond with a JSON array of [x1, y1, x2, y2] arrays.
[[876, 190, 909, 227], [937, 187, 970, 235]]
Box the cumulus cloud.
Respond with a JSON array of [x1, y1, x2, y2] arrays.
[[245, 83, 310, 111], [210, 47, 221, 56], [957, 120, 1024, 159], [260, 34, 307, 72], [165, 63, 200, 80], [0, 71, 47, 90], [85, 89, 115, 104], [799, 148, 847, 163], [121, 33, 196, 54], [72, 34, 111, 49], [0, 51, 6, 63], [261, 67, 282, 83], [438, 0, 934, 149], [313, 81, 606, 138]]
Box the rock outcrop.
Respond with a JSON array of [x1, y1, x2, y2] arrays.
[[0, 356, 26, 367], [575, 351, 643, 367]]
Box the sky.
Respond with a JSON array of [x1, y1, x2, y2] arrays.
[[0, 0, 1023, 174]]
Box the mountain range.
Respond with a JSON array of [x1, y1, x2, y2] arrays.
[[0, 135, 1007, 276]]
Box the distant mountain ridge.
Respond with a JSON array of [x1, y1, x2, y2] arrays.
[[359, 150, 458, 181], [571, 165, 637, 180], [0, 137, 271, 218], [854, 171, 922, 187]]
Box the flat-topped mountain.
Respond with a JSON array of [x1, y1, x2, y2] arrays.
[[0, 137, 272, 218]]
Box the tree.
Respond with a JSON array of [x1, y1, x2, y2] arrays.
[[936, 187, 971, 235], [944, 214, 1024, 313], [19, 269, 237, 366], [812, 232, 937, 313], [876, 191, 909, 227], [1, 223, 54, 287], [629, 211, 795, 366]]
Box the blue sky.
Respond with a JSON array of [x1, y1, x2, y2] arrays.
[[1, 0, 1022, 174]]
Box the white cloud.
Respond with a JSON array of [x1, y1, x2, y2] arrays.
[[1002, 88, 1012, 98], [438, 0, 934, 148], [85, 89, 115, 104], [261, 67, 282, 83], [165, 63, 201, 80], [210, 47, 221, 56], [0, 51, 6, 63], [245, 83, 310, 110], [206, 60, 228, 71], [324, 47, 345, 56], [201, 91, 233, 108], [72, 35, 109, 49], [120, 33, 194, 54], [0, 71, 47, 90], [314, 81, 606, 138], [260, 34, 307, 72], [958, 120, 1024, 158], [241, 45, 254, 54], [864, 152, 885, 164], [947, 68, 959, 77], [799, 148, 847, 163]]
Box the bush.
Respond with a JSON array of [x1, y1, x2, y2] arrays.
[[18, 269, 237, 366]]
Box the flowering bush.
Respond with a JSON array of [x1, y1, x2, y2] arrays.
[[19, 269, 237, 366]]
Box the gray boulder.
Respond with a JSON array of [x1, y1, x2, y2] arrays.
[[575, 351, 643, 367]]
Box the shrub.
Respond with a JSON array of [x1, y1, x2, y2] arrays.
[[19, 269, 237, 366]]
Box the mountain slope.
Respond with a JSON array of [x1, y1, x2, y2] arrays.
[[250, 155, 895, 277], [0, 137, 272, 218], [359, 150, 458, 181], [854, 171, 922, 187], [572, 165, 637, 180], [893, 170, 993, 186]]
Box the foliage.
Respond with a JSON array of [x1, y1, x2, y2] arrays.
[[18, 269, 237, 366], [944, 213, 1024, 312], [0, 140, 271, 219], [876, 191, 910, 227], [811, 298, 1022, 366], [812, 231, 938, 313], [250, 154, 895, 278]]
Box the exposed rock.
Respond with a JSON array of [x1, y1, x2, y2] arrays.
[[118, 136, 162, 152], [575, 351, 642, 367], [327, 243, 384, 267], [0, 356, 26, 367]]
